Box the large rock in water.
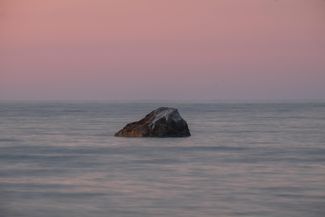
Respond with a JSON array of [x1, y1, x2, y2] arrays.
[[115, 107, 191, 137]]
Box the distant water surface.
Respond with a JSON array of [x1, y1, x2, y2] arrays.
[[0, 101, 324, 217]]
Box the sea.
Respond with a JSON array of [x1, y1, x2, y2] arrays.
[[0, 101, 324, 217]]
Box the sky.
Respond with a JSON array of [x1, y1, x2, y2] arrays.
[[1, 0, 325, 101]]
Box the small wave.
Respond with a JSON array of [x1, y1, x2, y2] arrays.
[[0, 138, 20, 142], [61, 109, 85, 113]]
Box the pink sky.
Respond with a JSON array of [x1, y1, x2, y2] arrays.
[[1, 0, 325, 100]]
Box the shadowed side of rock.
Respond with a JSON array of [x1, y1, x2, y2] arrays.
[[114, 107, 191, 137]]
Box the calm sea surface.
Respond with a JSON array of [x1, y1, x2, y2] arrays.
[[0, 102, 324, 217]]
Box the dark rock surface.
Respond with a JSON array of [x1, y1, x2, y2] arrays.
[[115, 107, 191, 137]]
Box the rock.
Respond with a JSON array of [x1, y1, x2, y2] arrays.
[[115, 107, 191, 137]]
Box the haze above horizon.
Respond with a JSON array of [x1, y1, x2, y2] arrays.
[[1, 0, 324, 101]]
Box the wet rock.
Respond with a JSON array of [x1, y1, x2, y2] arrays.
[[115, 107, 191, 137]]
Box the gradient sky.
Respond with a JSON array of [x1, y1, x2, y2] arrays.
[[1, 0, 325, 100]]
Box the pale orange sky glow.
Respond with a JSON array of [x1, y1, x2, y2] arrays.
[[1, 0, 325, 100]]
